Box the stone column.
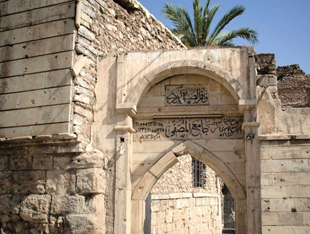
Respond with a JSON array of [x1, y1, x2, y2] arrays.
[[114, 105, 136, 234], [241, 103, 261, 234], [235, 198, 248, 234]]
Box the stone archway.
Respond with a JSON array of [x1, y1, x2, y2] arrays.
[[112, 49, 261, 234], [131, 140, 247, 234]]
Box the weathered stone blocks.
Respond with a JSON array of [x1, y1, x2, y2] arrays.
[[256, 75, 277, 87], [13, 171, 45, 194], [51, 195, 85, 215], [70, 151, 105, 169], [0, 171, 12, 194], [255, 53, 276, 75], [20, 195, 51, 223], [77, 168, 105, 194], [66, 214, 104, 234], [46, 171, 76, 195]]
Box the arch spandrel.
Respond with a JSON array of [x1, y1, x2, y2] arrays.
[[132, 140, 246, 201]]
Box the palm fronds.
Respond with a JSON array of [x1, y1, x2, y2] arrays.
[[162, 0, 259, 47]]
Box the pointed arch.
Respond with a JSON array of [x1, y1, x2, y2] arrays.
[[131, 140, 247, 233]]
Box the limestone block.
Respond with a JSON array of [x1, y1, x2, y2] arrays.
[[261, 186, 287, 199], [262, 213, 279, 226], [0, 51, 73, 78], [78, 26, 96, 42], [255, 54, 276, 75], [12, 171, 45, 194], [262, 226, 295, 234], [0, 195, 11, 215], [85, 194, 105, 214], [68, 151, 105, 169], [0, 2, 75, 32], [66, 214, 104, 234], [149, 151, 178, 178], [0, 69, 72, 94], [294, 198, 310, 212], [261, 198, 294, 212], [0, 0, 72, 16], [261, 159, 309, 173], [33, 155, 53, 170], [0, 86, 71, 111], [0, 20, 75, 47], [256, 75, 277, 87], [20, 195, 51, 223], [278, 213, 303, 226], [0, 156, 8, 170], [0, 35, 74, 63], [46, 171, 76, 195], [76, 168, 105, 194], [0, 104, 70, 128], [10, 154, 32, 170], [51, 195, 85, 215], [287, 185, 310, 198]]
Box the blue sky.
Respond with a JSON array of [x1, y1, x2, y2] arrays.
[[139, 0, 310, 74]]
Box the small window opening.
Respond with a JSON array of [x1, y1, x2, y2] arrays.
[[192, 157, 206, 188]]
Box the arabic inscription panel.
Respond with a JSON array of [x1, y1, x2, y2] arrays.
[[139, 75, 237, 108]]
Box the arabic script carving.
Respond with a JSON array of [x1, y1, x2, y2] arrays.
[[134, 117, 243, 141], [165, 84, 210, 106]]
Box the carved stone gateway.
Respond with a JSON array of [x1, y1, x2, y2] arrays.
[[1, 1, 310, 233], [104, 48, 263, 234]]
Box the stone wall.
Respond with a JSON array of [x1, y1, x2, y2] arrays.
[[151, 155, 218, 195], [0, 140, 107, 234], [277, 64, 310, 107], [148, 155, 222, 233], [151, 194, 221, 234], [256, 53, 310, 233], [0, 0, 76, 138], [260, 139, 310, 233], [0, 0, 185, 233], [73, 0, 186, 145]]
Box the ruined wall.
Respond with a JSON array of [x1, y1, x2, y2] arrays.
[[277, 64, 310, 107], [0, 139, 108, 234], [73, 0, 185, 145], [0, 0, 185, 233], [256, 54, 310, 233]]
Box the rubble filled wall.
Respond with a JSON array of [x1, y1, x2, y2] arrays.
[[73, 0, 186, 146], [277, 64, 310, 107], [256, 54, 310, 233], [149, 155, 222, 234]]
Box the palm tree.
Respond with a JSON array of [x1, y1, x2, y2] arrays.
[[162, 0, 258, 47]]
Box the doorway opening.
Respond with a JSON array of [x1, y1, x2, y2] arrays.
[[144, 154, 235, 234]]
